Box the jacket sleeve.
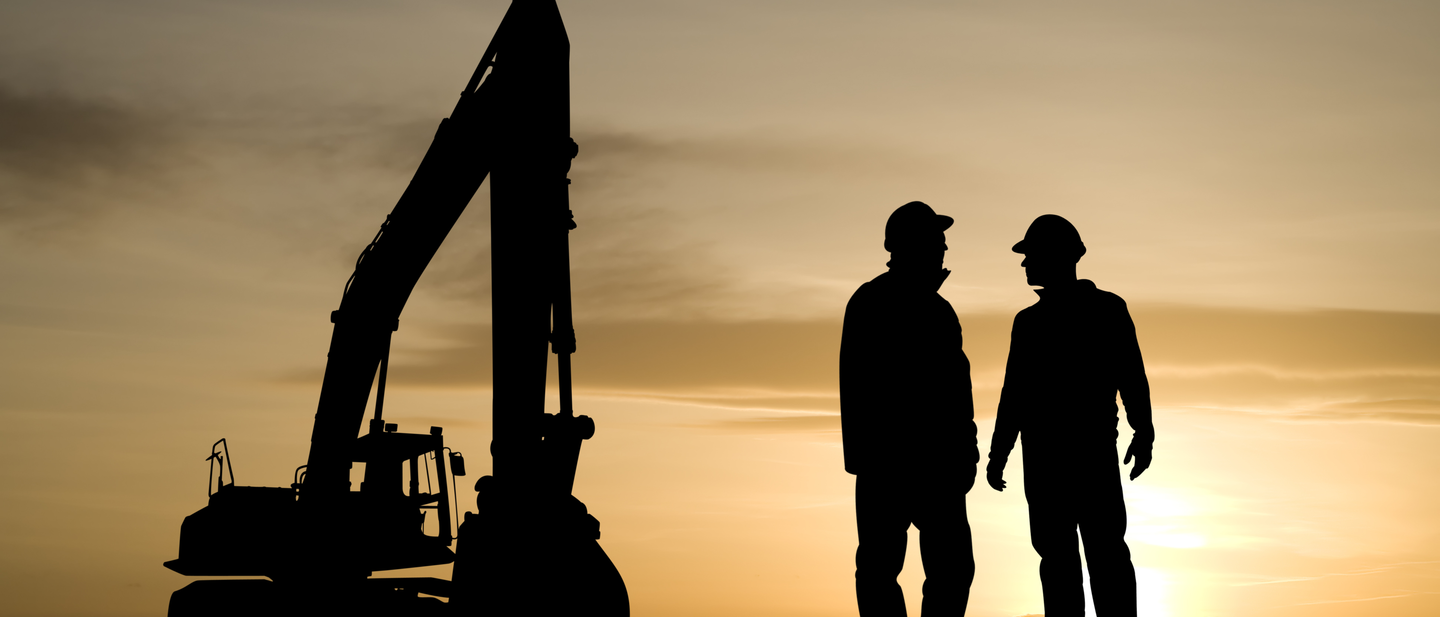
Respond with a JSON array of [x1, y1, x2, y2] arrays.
[[840, 287, 879, 475], [987, 313, 1027, 466], [1115, 299, 1154, 449], [950, 310, 980, 469]]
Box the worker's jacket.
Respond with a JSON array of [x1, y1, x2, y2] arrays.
[[840, 267, 979, 476], [988, 279, 1153, 466]]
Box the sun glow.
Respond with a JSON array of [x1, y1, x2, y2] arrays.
[[1079, 565, 1172, 617], [1127, 485, 1208, 550], [1136, 567, 1174, 617]]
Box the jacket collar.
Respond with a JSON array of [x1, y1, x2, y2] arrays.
[[884, 267, 951, 293], [1034, 278, 1096, 300]]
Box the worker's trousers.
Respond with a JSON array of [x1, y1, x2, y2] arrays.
[[1023, 442, 1137, 617], [855, 472, 974, 617]]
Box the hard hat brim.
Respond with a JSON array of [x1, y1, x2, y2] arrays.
[[1012, 239, 1086, 258]]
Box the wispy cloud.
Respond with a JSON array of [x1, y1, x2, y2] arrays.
[[1293, 591, 1440, 606], [700, 413, 841, 435], [336, 306, 1440, 429], [421, 128, 947, 322], [568, 130, 943, 181], [0, 87, 179, 231], [377, 321, 842, 397], [419, 195, 746, 323], [1235, 560, 1440, 587], [0, 85, 441, 244], [0, 85, 907, 320]]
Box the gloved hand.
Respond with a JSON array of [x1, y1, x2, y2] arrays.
[[986, 457, 1007, 492], [1123, 439, 1152, 480]]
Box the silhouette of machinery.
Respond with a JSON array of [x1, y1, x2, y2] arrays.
[[163, 2, 628, 615]]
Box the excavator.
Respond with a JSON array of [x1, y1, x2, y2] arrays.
[[162, 2, 628, 614]]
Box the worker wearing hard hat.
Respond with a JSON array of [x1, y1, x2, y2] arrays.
[[986, 214, 1154, 617], [840, 201, 979, 616]]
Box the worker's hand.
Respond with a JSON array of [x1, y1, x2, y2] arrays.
[[961, 468, 976, 494], [986, 459, 1007, 492], [1123, 441, 1152, 480]]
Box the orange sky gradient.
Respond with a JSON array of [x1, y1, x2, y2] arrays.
[[2, 1, 1439, 616]]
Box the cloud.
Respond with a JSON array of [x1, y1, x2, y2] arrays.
[[0, 87, 177, 230], [422, 129, 943, 321], [568, 130, 942, 181], [0, 84, 443, 243], [335, 305, 1440, 429], [1234, 560, 1440, 587], [13, 90, 1434, 428], [0, 85, 944, 322], [1135, 306, 1440, 424], [0, 84, 927, 316], [1133, 306, 1440, 375], [1293, 592, 1440, 606], [384, 320, 842, 397], [0, 89, 161, 176], [420, 196, 747, 323], [1293, 399, 1440, 425], [700, 413, 841, 435], [0, 77, 962, 323]]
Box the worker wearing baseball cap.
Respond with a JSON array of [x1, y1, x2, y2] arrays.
[[841, 201, 978, 616], [986, 214, 1154, 617]]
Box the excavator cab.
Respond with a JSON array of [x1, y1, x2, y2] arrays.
[[348, 420, 460, 570], [165, 425, 463, 616]]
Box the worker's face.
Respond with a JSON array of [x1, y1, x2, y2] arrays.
[[1020, 252, 1071, 287], [915, 235, 948, 270], [889, 234, 947, 270], [926, 236, 948, 269]]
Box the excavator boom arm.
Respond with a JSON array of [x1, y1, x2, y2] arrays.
[[302, 15, 512, 497]]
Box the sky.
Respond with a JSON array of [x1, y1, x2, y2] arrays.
[[1, 0, 1438, 616]]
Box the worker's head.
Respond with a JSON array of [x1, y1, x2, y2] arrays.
[[1013, 214, 1085, 287], [885, 201, 952, 270]]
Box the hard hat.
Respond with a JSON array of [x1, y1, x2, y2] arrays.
[[885, 201, 953, 251], [1012, 214, 1086, 260]]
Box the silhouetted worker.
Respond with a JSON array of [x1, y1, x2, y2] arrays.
[[985, 214, 1153, 617], [841, 201, 978, 617]]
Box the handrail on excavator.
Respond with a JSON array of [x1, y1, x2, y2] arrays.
[[206, 439, 234, 496]]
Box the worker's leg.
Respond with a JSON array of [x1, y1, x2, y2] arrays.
[[913, 477, 973, 616], [1078, 446, 1137, 617], [856, 473, 913, 617], [1024, 454, 1085, 617]]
